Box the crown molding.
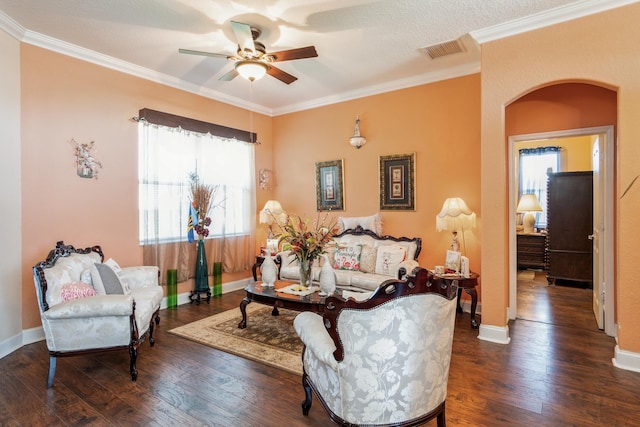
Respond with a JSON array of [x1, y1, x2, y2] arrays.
[[0, 10, 25, 40], [470, 0, 639, 44], [2, 1, 635, 115], [272, 62, 480, 116]]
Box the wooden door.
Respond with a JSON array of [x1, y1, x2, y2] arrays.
[[546, 171, 593, 285]]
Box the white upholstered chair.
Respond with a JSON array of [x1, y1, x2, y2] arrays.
[[294, 268, 457, 426], [32, 241, 163, 388]]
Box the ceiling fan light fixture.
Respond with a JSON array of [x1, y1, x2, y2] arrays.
[[235, 60, 268, 81]]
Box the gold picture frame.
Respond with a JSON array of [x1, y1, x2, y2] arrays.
[[379, 153, 416, 210], [315, 159, 345, 211]]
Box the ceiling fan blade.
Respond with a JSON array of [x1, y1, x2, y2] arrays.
[[267, 65, 297, 84], [230, 21, 256, 56], [178, 48, 229, 59], [219, 68, 239, 81], [268, 46, 318, 62]]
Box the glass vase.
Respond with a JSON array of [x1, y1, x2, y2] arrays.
[[194, 240, 209, 292], [212, 261, 222, 297], [299, 259, 314, 289], [167, 269, 178, 309]]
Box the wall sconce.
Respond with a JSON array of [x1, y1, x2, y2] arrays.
[[436, 197, 476, 254], [349, 116, 367, 149], [517, 193, 542, 234]]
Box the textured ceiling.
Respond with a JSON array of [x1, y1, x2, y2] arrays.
[[0, 0, 631, 115]]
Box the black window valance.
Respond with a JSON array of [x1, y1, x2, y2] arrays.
[[137, 108, 257, 143]]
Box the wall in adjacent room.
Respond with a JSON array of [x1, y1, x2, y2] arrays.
[[481, 2, 640, 353], [0, 29, 23, 353], [272, 74, 482, 274], [20, 44, 272, 330]]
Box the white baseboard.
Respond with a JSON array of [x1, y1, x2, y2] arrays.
[[459, 300, 481, 315], [0, 332, 25, 359], [2, 278, 253, 360], [478, 324, 511, 344], [612, 345, 640, 373], [160, 278, 250, 309]]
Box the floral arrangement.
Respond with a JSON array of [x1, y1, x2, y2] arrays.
[[71, 139, 102, 179], [275, 211, 337, 265], [188, 172, 222, 240]]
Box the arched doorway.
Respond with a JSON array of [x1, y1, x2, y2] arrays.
[[504, 82, 617, 336]]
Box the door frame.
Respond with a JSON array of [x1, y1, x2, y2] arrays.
[[507, 125, 615, 337]]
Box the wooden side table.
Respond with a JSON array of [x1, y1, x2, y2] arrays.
[[434, 272, 479, 329]]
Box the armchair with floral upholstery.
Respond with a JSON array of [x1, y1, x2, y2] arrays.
[[32, 241, 163, 388], [293, 267, 457, 427]]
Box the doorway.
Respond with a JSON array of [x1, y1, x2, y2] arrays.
[[508, 126, 615, 337]]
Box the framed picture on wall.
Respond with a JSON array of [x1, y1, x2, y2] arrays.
[[315, 159, 345, 211], [379, 153, 416, 210]]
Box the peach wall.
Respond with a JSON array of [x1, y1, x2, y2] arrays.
[[516, 136, 593, 174], [481, 3, 640, 352], [272, 74, 482, 277], [21, 45, 271, 329]]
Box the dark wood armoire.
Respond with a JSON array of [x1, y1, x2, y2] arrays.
[[546, 171, 593, 286]]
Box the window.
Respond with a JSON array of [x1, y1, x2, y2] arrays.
[[138, 122, 255, 244], [519, 146, 560, 229]]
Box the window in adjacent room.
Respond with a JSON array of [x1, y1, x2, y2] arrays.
[[519, 146, 560, 229]]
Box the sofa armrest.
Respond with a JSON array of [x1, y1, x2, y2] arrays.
[[293, 312, 338, 370], [43, 295, 134, 319], [396, 259, 420, 279], [121, 266, 159, 290]]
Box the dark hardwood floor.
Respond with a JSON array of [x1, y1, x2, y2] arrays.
[[1, 276, 639, 426]]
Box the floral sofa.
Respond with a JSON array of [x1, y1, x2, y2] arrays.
[[276, 226, 422, 291]]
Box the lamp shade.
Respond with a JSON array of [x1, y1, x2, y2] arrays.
[[259, 200, 285, 225], [516, 194, 542, 212], [436, 197, 476, 232], [235, 60, 268, 81], [517, 194, 542, 233]]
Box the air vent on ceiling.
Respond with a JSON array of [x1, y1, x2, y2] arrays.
[[423, 39, 465, 59]]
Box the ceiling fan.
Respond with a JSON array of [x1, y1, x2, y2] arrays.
[[179, 21, 318, 84]]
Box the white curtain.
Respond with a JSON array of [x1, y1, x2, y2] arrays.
[[138, 122, 256, 284]]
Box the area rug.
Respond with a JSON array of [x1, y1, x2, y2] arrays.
[[168, 304, 303, 375]]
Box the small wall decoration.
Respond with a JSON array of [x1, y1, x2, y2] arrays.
[[315, 159, 344, 211], [259, 168, 273, 190], [71, 139, 102, 179], [379, 153, 415, 210]]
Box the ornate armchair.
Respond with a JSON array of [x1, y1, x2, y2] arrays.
[[293, 268, 457, 426], [32, 241, 163, 388]]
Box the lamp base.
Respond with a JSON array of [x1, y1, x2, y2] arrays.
[[522, 212, 536, 234]]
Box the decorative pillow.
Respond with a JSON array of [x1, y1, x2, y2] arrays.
[[60, 281, 96, 302], [359, 245, 378, 273], [104, 258, 131, 294], [91, 263, 125, 295], [374, 245, 407, 277], [337, 213, 383, 235], [333, 244, 362, 271]]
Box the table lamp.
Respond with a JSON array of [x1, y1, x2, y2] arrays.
[[259, 200, 286, 253], [517, 194, 542, 234], [436, 197, 476, 255]]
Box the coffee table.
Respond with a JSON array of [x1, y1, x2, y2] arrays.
[[238, 280, 326, 329]]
